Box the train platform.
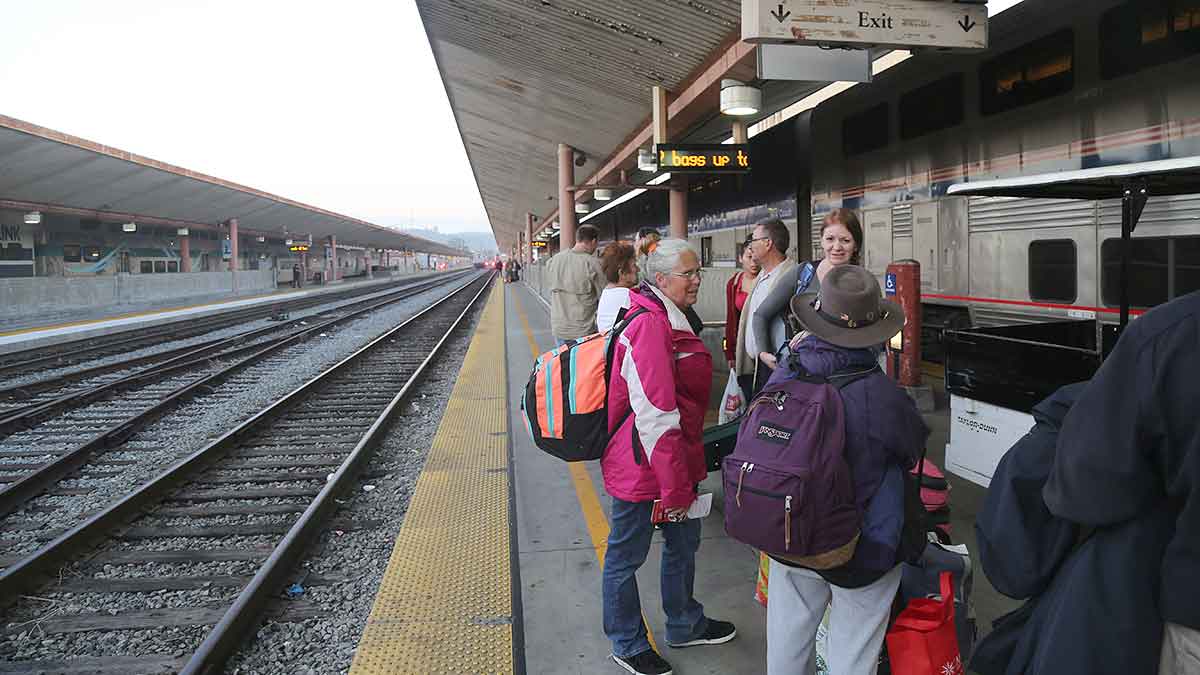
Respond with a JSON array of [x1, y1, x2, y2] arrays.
[[350, 280, 1016, 674], [0, 272, 439, 354]]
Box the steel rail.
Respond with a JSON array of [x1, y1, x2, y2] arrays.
[[0, 274, 462, 434], [0, 274, 490, 603], [0, 272, 482, 520], [183, 273, 493, 674], [0, 271, 456, 376]]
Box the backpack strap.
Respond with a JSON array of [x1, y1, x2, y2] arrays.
[[604, 307, 649, 464], [825, 365, 881, 390]]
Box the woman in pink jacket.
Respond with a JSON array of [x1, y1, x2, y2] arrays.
[[601, 238, 737, 675]]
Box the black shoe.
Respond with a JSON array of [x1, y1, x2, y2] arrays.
[[667, 619, 737, 648], [612, 649, 674, 675]]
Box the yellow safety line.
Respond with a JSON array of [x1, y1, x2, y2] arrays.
[[349, 283, 513, 674], [510, 289, 659, 652]]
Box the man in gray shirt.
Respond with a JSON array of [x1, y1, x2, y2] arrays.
[[546, 224, 606, 345]]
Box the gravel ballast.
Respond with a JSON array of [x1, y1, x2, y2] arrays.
[[0, 275, 481, 557], [223, 287, 487, 675], [0, 275, 490, 669]]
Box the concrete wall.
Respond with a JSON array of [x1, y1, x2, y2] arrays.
[[1, 269, 276, 318]]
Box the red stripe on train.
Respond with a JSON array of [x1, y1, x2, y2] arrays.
[[921, 293, 1147, 316]]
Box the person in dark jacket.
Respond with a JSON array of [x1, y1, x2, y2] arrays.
[[1043, 290, 1200, 671], [765, 265, 929, 675], [972, 383, 1173, 675]]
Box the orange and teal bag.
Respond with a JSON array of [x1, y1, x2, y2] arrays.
[[521, 308, 646, 461]]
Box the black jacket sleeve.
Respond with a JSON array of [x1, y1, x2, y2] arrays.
[[1043, 326, 1164, 526]]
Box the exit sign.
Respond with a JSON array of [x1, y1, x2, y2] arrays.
[[742, 0, 987, 51], [657, 144, 752, 174]]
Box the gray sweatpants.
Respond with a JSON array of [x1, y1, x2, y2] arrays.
[[766, 561, 901, 675]]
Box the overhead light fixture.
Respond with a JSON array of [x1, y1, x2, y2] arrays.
[[574, 202, 591, 214], [176, 227, 189, 236], [638, 147, 658, 173], [256, 235, 266, 243], [720, 79, 762, 116], [24, 211, 42, 225], [594, 188, 614, 201], [122, 222, 137, 232]]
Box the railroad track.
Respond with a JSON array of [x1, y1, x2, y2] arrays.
[[0, 273, 470, 429], [0, 273, 492, 674], [0, 271, 455, 380], [0, 272, 481, 526]]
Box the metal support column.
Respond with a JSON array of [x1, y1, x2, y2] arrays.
[[558, 143, 577, 250], [1120, 183, 1149, 331], [179, 234, 192, 273], [670, 178, 688, 239], [228, 218, 240, 271]]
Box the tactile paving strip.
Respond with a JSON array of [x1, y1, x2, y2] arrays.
[[350, 283, 513, 674]]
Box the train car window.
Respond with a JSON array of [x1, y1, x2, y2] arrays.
[[154, 260, 167, 273], [1176, 236, 1200, 297], [1, 243, 21, 261], [1028, 239, 1078, 303], [1101, 238, 1170, 307], [84, 247, 102, 262], [700, 236, 713, 267], [1101, 0, 1200, 79], [63, 244, 81, 263], [140, 260, 153, 274], [900, 74, 965, 140], [842, 103, 889, 156], [980, 29, 1074, 115], [168, 261, 179, 273]]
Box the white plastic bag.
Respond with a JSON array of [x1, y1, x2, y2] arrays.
[[717, 369, 746, 424]]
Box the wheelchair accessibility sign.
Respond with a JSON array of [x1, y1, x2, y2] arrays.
[[885, 272, 897, 296]]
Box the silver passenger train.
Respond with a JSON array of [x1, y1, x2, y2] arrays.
[[807, 0, 1200, 338]]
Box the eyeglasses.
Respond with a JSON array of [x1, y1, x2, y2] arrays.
[[668, 268, 703, 281], [748, 236, 770, 245]]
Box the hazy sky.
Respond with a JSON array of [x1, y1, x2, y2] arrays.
[[1, 1, 1026, 237], [0, 1, 490, 233]]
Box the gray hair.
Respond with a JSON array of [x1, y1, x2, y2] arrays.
[[645, 238, 697, 287]]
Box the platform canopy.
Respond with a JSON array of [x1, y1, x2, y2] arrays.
[[417, 0, 757, 250], [947, 156, 1200, 200], [0, 115, 465, 257]]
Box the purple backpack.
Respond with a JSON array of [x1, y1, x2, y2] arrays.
[[722, 368, 876, 568]]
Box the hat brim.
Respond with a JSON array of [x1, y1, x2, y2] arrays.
[[789, 292, 905, 349]]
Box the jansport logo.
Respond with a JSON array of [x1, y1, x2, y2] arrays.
[[756, 423, 793, 444]]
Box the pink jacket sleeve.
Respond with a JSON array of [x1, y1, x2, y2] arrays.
[[620, 316, 693, 510]]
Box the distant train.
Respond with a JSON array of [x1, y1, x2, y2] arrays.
[[807, 0, 1200, 350]]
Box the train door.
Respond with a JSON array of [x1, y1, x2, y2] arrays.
[[913, 202, 940, 291], [863, 207, 893, 275], [938, 197, 970, 296]]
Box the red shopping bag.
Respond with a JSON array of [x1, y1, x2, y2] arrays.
[[886, 571, 963, 675]]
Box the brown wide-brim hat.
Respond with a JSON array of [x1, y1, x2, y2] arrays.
[[789, 265, 905, 349]]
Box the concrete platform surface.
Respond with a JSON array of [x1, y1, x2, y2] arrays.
[[508, 281, 1019, 675]]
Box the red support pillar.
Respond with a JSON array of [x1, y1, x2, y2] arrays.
[[525, 213, 534, 265], [327, 235, 338, 281], [228, 218, 240, 271], [179, 234, 192, 272], [885, 260, 922, 387], [670, 177, 688, 239], [558, 143, 577, 250]]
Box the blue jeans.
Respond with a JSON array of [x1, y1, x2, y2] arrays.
[[602, 496, 707, 658]]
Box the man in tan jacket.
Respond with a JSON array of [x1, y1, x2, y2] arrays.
[[546, 225, 606, 345]]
